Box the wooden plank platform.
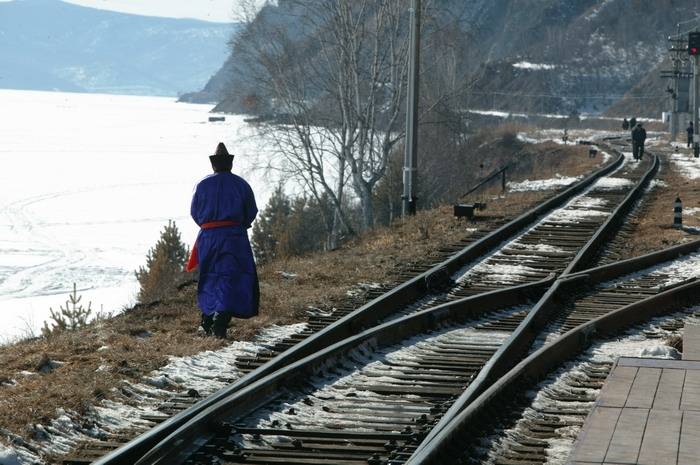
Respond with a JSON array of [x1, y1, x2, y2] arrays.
[[569, 356, 700, 465]]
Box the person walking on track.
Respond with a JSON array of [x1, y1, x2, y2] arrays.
[[631, 122, 647, 161], [688, 121, 694, 148], [186, 142, 259, 338]]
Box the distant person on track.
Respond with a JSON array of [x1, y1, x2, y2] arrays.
[[631, 122, 647, 161], [629, 116, 637, 129], [687, 121, 694, 148], [622, 118, 629, 130], [186, 142, 259, 338]]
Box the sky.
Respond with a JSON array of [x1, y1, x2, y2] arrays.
[[0, 0, 268, 22]]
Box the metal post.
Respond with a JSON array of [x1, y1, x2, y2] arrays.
[[694, 54, 699, 153], [402, 0, 421, 216], [672, 26, 681, 140]]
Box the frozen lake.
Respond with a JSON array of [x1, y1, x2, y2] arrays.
[[0, 90, 274, 342]]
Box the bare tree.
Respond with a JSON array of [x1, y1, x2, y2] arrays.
[[231, 0, 469, 239], [232, 0, 411, 236]]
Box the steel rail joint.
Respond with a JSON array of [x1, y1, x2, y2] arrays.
[[405, 279, 700, 465], [93, 151, 623, 465]]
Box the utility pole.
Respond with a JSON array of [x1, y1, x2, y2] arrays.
[[671, 25, 681, 140], [402, 0, 421, 216], [695, 55, 699, 136]]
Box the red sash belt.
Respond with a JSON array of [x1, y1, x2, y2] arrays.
[[185, 221, 240, 272]]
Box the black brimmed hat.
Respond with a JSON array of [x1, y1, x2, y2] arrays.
[[209, 142, 234, 162]]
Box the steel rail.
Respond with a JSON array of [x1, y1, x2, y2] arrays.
[[406, 272, 700, 465], [134, 278, 556, 465], [411, 153, 659, 451], [91, 152, 623, 465]]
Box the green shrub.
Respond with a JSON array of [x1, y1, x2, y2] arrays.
[[135, 220, 189, 303], [42, 283, 92, 337]]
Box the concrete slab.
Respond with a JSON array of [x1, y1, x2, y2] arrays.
[[569, 356, 700, 465], [683, 324, 700, 361]]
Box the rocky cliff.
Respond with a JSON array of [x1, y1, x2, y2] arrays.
[[193, 0, 695, 116]]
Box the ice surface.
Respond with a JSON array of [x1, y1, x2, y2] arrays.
[[0, 90, 283, 342]]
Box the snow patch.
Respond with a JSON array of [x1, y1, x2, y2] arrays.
[[513, 61, 556, 70], [649, 179, 667, 189], [593, 177, 634, 189], [507, 175, 581, 192], [640, 344, 680, 359], [0, 445, 25, 465], [506, 243, 565, 254], [670, 153, 700, 180]]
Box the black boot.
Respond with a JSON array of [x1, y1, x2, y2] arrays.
[[198, 313, 214, 336], [212, 312, 232, 339]]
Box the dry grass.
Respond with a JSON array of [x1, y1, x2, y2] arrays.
[[0, 139, 604, 441], [613, 143, 700, 259]]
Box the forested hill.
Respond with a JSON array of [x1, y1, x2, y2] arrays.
[[188, 0, 695, 117], [0, 0, 240, 97]]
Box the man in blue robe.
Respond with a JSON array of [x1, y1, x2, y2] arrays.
[[187, 142, 259, 338]]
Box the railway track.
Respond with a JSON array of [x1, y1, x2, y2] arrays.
[[83, 149, 694, 465], [129, 241, 700, 465], [236, 151, 655, 373], [52, 142, 663, 465], [405, 248, 700, 465], [62, 145, 634, 463]]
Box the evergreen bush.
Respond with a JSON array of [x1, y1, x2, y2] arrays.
[[42, 283, 92, 337], [251, 186, 332, 263], [135, 220, 189, 303]]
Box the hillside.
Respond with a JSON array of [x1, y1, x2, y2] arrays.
[[0, 0, 240, 97], [195, 0, 693, 116]]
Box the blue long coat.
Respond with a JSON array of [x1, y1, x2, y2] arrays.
[[190, 172, 259, 318]]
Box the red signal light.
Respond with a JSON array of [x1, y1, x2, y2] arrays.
[[690, 32, 700, 55]]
